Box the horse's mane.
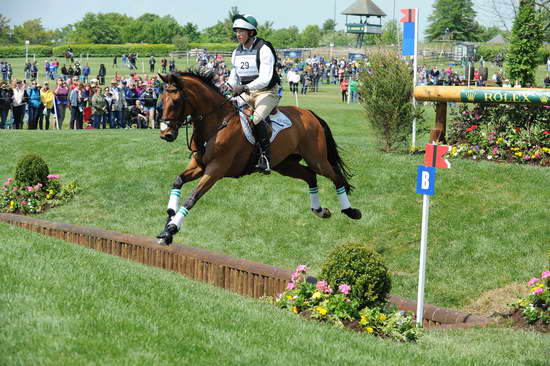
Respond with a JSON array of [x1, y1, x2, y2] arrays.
[[174, 69, 225, 98]]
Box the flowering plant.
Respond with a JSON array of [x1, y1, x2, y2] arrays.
[[271, 265, 421, 342], [511, 270, 550, 324], [0, 174, 78, 214]]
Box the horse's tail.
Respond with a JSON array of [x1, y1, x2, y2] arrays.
[[308, 110, 355, 194]]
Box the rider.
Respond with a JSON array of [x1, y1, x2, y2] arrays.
[[228, 14, 281, 174]]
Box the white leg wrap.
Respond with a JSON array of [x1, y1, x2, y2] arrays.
[[336, 186, 351, 210], [309, 187, 321, 210], [167, 189, 181, 213], [170, 207, 189, 229]]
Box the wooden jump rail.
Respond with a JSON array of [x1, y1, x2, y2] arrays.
[[0, 213, 493, 328], [414, 86, 550, 143]]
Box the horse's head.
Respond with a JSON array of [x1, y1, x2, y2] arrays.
[[158, 73, 187, 142]]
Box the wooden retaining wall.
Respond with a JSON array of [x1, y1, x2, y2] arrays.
[[0, 213, 492, 328]]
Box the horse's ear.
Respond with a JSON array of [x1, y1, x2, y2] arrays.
[[172, 74, 185, 90], [158, 73, 170, 84]]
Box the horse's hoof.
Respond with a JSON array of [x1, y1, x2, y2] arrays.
[[341, 207, 362, 220], [312, 207, 332, 219], [156, 223, 178, 246]]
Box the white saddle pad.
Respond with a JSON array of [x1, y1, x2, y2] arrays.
[[240, 110, 292, 145]]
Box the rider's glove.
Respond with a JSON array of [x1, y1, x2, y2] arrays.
[[232, 85, 249, 97]]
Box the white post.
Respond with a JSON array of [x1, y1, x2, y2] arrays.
[[411, 8, 419, 148], [416, 194, 430, 326], [142, 61, 145, 73], [294, 90, 299, 107], [53, 97, 59, 130], [347, 76, 351, 104], [25, 40, 30, 63], [467, 62, 471, 86]]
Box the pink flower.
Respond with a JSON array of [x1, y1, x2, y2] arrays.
[[12, 186, 18, 192], [2, 181, 9, 187], [533, 287, 544, 296], [338, 284, 351, 295], [528, 277, 540, 286], [47, 174, 61, 180], [295, 265, 309, 273], [492, 147, 498, 155], [286, 282, 295, 290], [541, 271, 550, 279], [316, 280, 332, 294], [290, 272, 300, 282], [34, 183, 43, 190], [524, 155, 531, 161], [21, 200, 28, 206], [26, 186, 34, 192]]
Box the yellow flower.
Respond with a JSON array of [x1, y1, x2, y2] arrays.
[[467, 150, 474, 155], [315, 306, 328, 316], [496, 137, 504, 144], [367, 327, 374, 334], [451, 146, 457, 155], [286, 295, 293, 300], [515, 152, 523, 157], [511, 147, 520, 151], [311, 291, 322, 300], [543, 148, 550, 152], [291, 306, 299, 314], [379, 314, 387, 321], [360, 316, 368, 325]]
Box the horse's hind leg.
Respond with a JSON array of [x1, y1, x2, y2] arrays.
[[303, 157, 361, 220], [273, 156, 331, 218]]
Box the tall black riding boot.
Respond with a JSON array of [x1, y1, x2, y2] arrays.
[[252, 120, 271, 174]]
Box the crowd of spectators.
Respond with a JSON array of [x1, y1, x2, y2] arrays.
[[0, 63, 170, 130]]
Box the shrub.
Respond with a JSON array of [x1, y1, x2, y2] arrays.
[[358, 49, 423, 152], [320, 242, 391, 309], [15, 154, 50, 187], [0, 45, 53, 58]]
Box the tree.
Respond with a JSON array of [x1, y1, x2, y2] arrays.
[[379, 19, 399, 45], [483, 0, 550, 39], [270, 26, 301, 48], [182, 22, 200, 42], [13, 19, 53, 45], [506, 0, 544, 86], [257, 21, 274, 39], [200, 22, 230, 43], [300, 25, 322, 48], [426, 0, 482, 41], [71, 13, 121, 43], [322, 19, 336, 33], [0, 14, 12, 44], [477, 25, 503, 42], [173, 34, 190, 51]]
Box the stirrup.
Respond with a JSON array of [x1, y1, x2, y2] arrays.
[[255, 153, 271, 174]]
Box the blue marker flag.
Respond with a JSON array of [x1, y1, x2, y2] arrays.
[[416, 166, 436, 196]]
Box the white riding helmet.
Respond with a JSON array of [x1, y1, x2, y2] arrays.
[[232, 14, 258, 31]]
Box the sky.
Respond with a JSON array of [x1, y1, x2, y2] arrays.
[[3, 0, 495, 40]]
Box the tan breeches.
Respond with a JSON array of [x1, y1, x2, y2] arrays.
[[240, 85, 281, 125]]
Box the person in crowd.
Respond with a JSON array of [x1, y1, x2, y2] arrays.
[[161, 58, 167, 73], [104, 87, 113, 128], [340, 78, 348, 103], [54, 78, 69, 129], [98, 64, 107, 85], [39, 82, 55, 130], [122, 80, 135, 126], [82, 64, 90, 83], [91, 87, 108, 129], [110, 80, 126, 128], [129, 99, 147, 128], [81, 83, 93, 125], [69, 82, 83, 129], [169, 59, 176, 72], [349, 77, 359, 103], [140, 86, 157, 128], [544, 75, 550, 88], [12, 80, 28, 130], [74, 64, 81, 81], [0, 81, 13, 129], [287, 68, 299, 95], [27, 81, 43, 130], [113, 55, 118, 69], [67, 65, 75, 79], [61, 64, 68, 80], [30, 62, 37, 80], [149, 56, 156, 73], [300, 71, 310, 95]]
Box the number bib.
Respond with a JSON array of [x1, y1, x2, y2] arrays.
[[235, 53, 259, 80]]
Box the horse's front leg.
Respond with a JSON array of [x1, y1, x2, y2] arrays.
[[165, 157, 204, 221], [157, 170, 222, 246]]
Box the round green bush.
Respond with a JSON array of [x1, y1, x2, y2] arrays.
[[15, 154, 50, 187], [320, 242, 391, 309]]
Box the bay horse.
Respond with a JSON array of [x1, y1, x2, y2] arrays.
[[156, 70, 361, 245]]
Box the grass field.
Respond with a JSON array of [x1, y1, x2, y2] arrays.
[[1, 65, 550, 364]]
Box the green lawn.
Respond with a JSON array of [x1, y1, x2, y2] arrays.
[[1, 76, 549, 364]]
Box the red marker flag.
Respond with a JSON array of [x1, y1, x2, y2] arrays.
[[400, 9, 416, 23], [424, 144, 451, 169]]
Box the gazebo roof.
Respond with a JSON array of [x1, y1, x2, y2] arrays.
[[341, 0, 387, 17], [487, 34, 507, 44]]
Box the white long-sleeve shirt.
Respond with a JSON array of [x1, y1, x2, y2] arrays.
[[228, 39, 276, 92]]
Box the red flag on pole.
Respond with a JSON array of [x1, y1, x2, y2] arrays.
[[400, 9, 417, 23], [424, 144, 452, 169]]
